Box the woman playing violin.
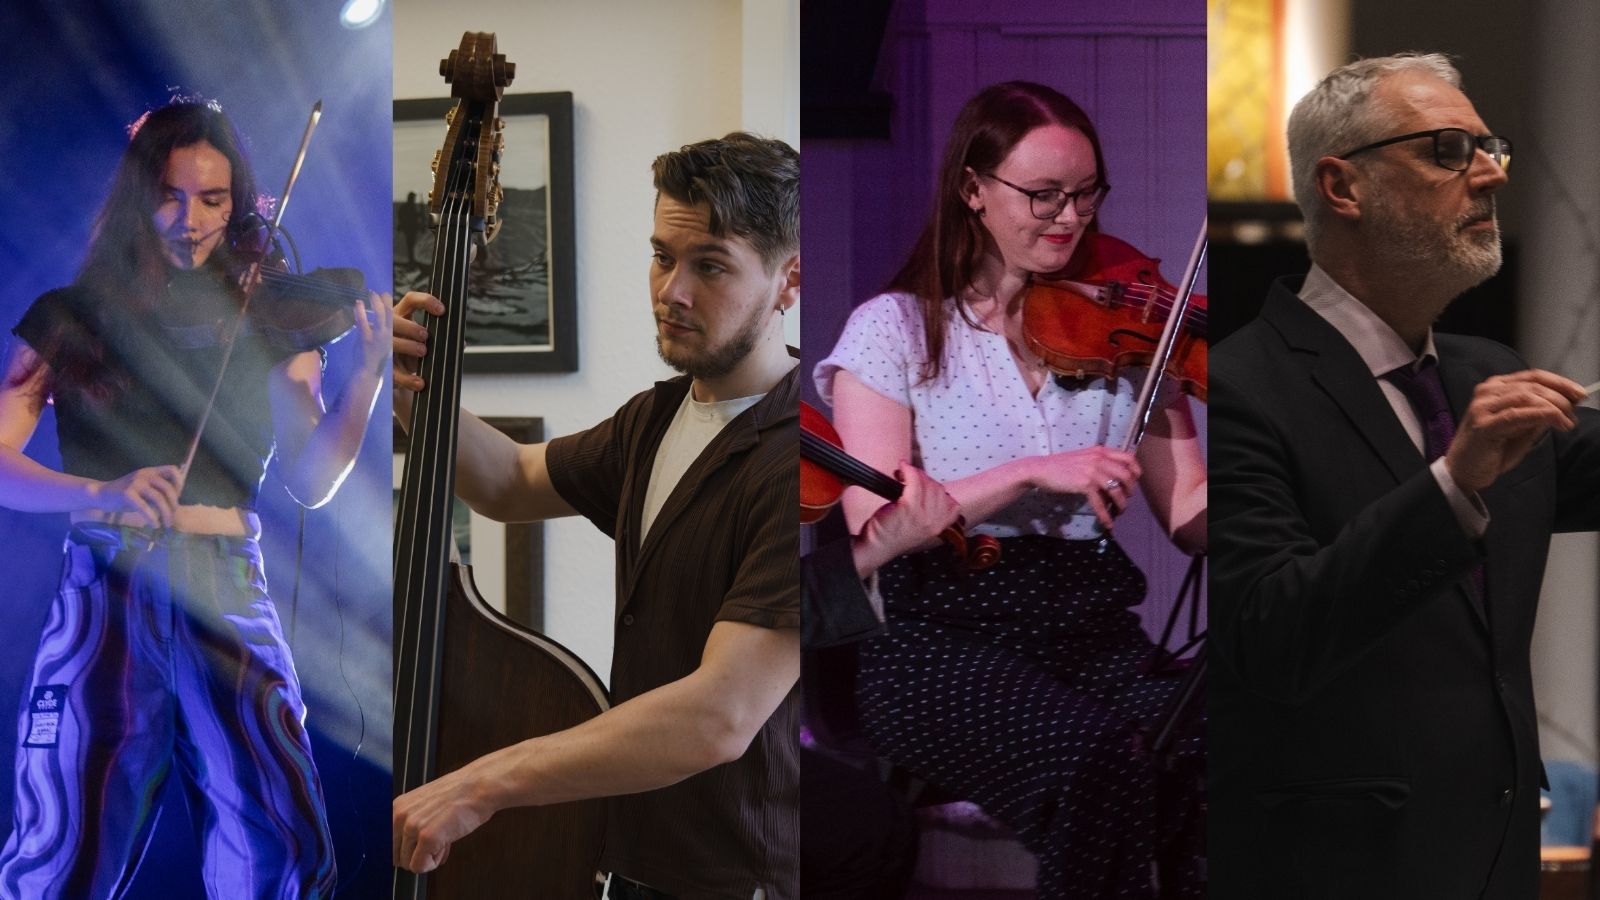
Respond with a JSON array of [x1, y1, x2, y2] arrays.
[[0, 101, 389, 899], [813, 81, 1206, 898]]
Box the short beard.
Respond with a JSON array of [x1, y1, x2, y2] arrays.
[[1365, 180, 1502, 302], [655, 302, 770, 381]]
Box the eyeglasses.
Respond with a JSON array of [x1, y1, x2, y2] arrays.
[[983, 173, 1110, 219], [1337, 128, 1512, 172]]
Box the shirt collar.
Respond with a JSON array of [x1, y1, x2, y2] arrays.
[[653, 349, 800, 433], [1299, 264, 1439, 376]]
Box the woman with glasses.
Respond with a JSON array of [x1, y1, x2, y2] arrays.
[[813, 81, 1207, 898]]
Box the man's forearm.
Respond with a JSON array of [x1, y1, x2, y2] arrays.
[[462, 662, 779, 814], [451, 410, 533, 520]]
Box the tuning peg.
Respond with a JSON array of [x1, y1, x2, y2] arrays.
[[492, 54, 515, 88], [445, 106, 458, 126], [430, 150, 442, 175]]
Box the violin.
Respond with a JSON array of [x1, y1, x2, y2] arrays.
[[224, 212, 371, 353], [1022, 231, 1208, 403], [158, 255, 369, 355], [800, 401, 999, 571]]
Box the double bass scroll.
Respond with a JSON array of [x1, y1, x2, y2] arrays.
[[393, 32, 609, 900]]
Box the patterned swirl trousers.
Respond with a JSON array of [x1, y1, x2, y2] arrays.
[[0, 524, 335, 899]]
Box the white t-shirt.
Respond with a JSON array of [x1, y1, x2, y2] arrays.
[[640, 388, 764, 543], [813, 291, 1167, 540]]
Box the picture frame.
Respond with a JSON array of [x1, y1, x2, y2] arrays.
[[392, 417, 546, 630], [393, 92, 577, 373]]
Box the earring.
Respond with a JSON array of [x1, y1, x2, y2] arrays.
[[975, 207, 987, 218]]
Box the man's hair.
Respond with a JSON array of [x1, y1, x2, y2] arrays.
[[651, 132, 799, 271], [1287, 52, 1462, 250]]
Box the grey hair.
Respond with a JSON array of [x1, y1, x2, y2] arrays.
[[1287, 52, 1462, 250]]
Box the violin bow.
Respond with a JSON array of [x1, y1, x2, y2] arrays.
[[178, 101, 323, 481], [1121, 216, 1206, 454], [1091, 217, 1206, 558]]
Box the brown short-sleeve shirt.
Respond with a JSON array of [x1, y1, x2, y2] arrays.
[[546, 365, 799, 900]]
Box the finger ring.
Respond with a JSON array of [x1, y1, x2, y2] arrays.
[[1105, 479, 1121, 490]]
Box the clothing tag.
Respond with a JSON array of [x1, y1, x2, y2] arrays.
[[23, 685, 68, 748]]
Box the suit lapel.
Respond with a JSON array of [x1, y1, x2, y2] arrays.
[[1262, 284, 1425, 486], [1264, 282, 1488, 632]]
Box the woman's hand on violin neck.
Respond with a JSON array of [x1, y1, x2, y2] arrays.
[[90, 465, 186, 528], [353, 291, 394, 379], [1023, 446, 1140, 530], [391, 291, 443, 429], [853, 462, 962, 578]]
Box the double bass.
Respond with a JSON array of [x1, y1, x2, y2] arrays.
[[393, 33, 610, 899]]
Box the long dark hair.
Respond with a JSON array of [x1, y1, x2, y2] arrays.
[[44, 101, 264, 400], [885, 81, 1106, 382]]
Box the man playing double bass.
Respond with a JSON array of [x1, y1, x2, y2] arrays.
[[392, 132, 800, 900]]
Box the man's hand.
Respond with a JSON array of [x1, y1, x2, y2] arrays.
[[392, 291, 446, 428], [1446, 369, 1584, 493], [852, 462, 961, 578], [393, 762, 495, 875]]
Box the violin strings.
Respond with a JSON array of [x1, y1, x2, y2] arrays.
[[800, 430, 903, 500], [256, 269, 370, 305], [1106, 284, 1209, 331]]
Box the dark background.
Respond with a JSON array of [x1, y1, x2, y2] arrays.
[[0, 2, 392, 896], [1209, 0, 1544, 348]]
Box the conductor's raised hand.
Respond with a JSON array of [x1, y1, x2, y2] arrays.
[[1446, 370, 1584, 493]]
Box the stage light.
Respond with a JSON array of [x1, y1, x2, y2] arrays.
[[340, 0, 383, 29]]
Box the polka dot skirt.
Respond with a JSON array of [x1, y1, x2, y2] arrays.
[[855, 536, 1204, 899]]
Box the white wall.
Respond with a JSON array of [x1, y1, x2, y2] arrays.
[[394, 0, 799, 681], [1525, 0, 1600, 775]]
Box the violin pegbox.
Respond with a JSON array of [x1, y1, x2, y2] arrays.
[[427, 31, 515, 244]]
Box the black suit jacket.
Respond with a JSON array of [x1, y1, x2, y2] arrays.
[[1209, 278, 1600, 899]]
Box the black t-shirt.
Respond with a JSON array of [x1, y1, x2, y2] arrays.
[[12, 270, 300, 509]]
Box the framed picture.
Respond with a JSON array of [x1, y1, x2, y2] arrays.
[[392, 418, 546, 631], [394, 92, 577, 373]]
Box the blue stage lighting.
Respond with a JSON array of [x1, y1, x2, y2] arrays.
[[340, 0, 382, 29]]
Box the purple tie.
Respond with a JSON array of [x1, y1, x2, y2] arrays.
[[1386, 358, 1486, 608], [1385, 358, 1454, 463]]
